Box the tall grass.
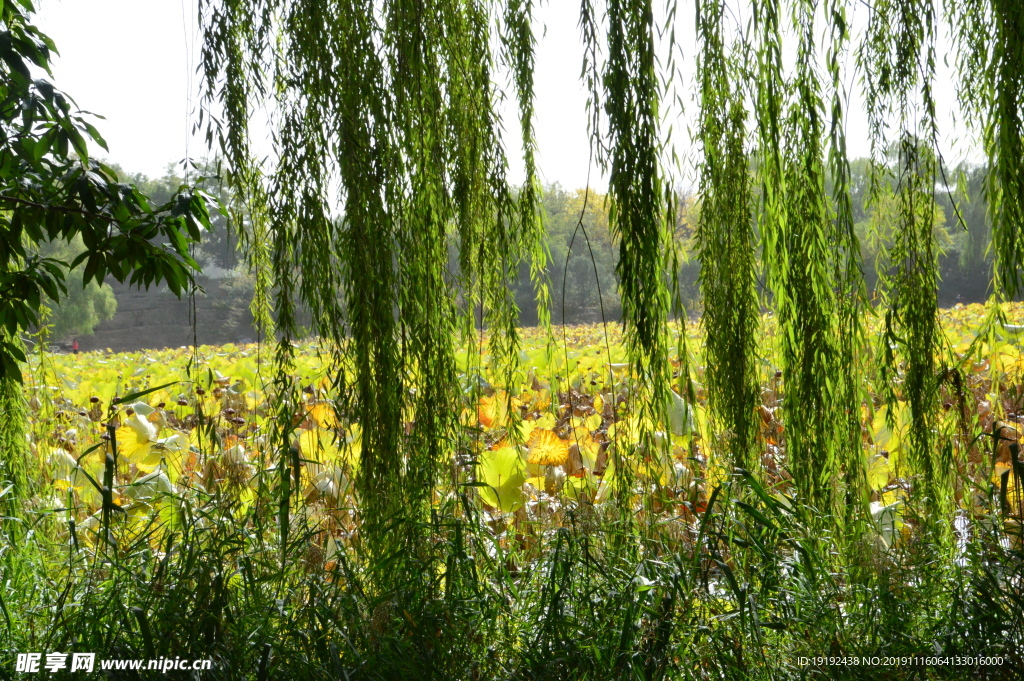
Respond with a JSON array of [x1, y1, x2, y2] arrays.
[[3, 323, 1023, 680]]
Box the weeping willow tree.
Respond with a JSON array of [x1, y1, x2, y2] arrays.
[[578, 0, 675, 525], [198, 0, 551, 598], [195, 0, 1021, 571], [860, 0, 952, 525]]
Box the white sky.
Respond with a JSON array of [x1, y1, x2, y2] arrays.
[[36, 0, 978, 191], [37, 0, 204, 179], [36, 0, 602, 187]]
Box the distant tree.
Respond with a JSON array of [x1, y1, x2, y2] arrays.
[[35, 235, 117, 339], [544, 186, 621, 324], [945, 163, 990, 273], [671, 189, 701, 313], [846, 153, 992, 303], [510, 185, 700, 324], [857, 185, 952, 295]]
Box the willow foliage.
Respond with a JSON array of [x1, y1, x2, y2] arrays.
[[0, 334, 28, 530], [747, 0, 866, 517], [862, 0, 951, 520], [199, 0, 548, 591], [950, 0, 1024, 298], [196, 0, 1020, 561], [694, 0, 760, 473], [579, 0, 675, 517]]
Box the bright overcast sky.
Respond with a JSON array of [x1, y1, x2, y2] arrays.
[[36, 0, 976, 191], [37, 1, 204, 179], [36, 0, 602, 189]]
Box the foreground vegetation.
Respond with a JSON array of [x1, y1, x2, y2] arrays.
[[0, 302, 1019, 679], [3, 0, 1023, 678]]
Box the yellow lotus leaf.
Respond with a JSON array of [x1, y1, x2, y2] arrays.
[[866, 454, 891, 491], [477, 445, 527, 512], [520, 419, 539, 442], [565, 425, 598, 466], [233, 486, 255, 519], [529, 389, 551, 411], [188, 426, 218, 454], [80, 379, 116, 407], [570, 413, 602, 432], [527, 429, 568, 466], [308, 402, 338, 428], [872, 401, 910, 469], [114, 413, 159, 463], [607, 416, 644, 443], [525, 476, 546, 491], [121, 499, 177, 548], [299, 428, 337, 471], [299, 428, 360, 473], [562, 473, 595, 502], [478, 391, 518, 429], [880, 488, 906, 507], [147, 389, 172, 410], [593, 394, 604, 415], [53, 478, 75, 493], [704, 458, 729, 493], [344, 423, 363, 450], [534, 412, 556, 430], [991, 342, 1019, 375]]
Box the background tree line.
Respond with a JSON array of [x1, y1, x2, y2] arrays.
[[37, 159, 248, 342], [513, 155, 993, 326], [42, 155, 995, 340]]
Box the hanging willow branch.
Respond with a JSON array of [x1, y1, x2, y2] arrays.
[[949, 0, 1024, 299], [862, 0, 951, 519], [695, 0, 760, 473], [749, 0, 860, 515], [574, 0, 676, 527], [824, 0, 870, 520]]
